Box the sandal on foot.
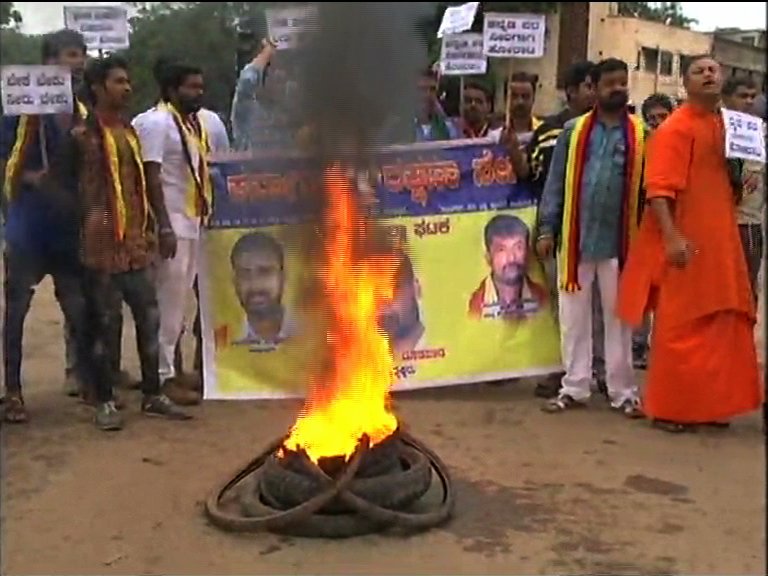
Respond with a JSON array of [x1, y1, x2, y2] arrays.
[[612, 398, 645, 419], [542, 394, 586, 413], [3, 395, 29, 424], [652, 420, 695, 434]]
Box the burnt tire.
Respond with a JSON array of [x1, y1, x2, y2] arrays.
[[258, 444, 432, 513], [240, 471, 385, 538]]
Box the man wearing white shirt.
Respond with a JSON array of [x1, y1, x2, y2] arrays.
[[133, 59, 219, 405]]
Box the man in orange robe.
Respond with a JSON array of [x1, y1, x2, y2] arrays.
[[617, 55, 762, 432]]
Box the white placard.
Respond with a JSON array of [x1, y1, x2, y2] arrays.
[[722, 109, 766, 163], [63, 5, 129, 51], [1, 65, 73, 116], [437, 2, 480, 38], [265, 5, 318, 51], [439, 33, 487, 76], [483, 13, 546, 58]]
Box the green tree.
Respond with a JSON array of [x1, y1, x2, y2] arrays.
[[0, 1, 22, 28], [0, 3, 41, 68]]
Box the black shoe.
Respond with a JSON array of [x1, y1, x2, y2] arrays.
[[141, 394, 192, 420], [95, 401, 124, 431]]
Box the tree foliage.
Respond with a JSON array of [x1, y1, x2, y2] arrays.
[[0, 1, 22, 28], [1, 1, 698, 116]]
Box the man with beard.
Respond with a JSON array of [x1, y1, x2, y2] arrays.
[[0, 29, 95, 423], [231, 232, 296, 347], [527, 60, 595, 399], [132, 59, 213, 406], [536, 58, 646, 418], [380, 253, 425, 359], [460, 81, 503, 141], [469, 215, 548, 320], [507, 72, 543, 148], [618, 55, 761, 432], [65, 55, 190, 429]]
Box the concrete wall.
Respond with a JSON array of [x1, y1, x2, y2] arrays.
[[711, 35, 767, 90], [587, 8, 712, 104]]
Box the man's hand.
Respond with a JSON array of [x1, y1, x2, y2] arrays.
[[158, 228, 177, 260], [664, 232, 696, 268], [254, 38, 277, 64], [70, 124, 87, 141], [21, 170, 47, 187], [536, 234, 555, 260]]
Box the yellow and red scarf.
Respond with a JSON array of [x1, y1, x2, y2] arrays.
[[97, 116, 150, 241], [3, 100, 89, 202], [559, 111, 645, 293], [158, 102, 212, 221]]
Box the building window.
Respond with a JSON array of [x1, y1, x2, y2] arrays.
[[659, 51, 673, 76], [679, 55, 693, 77], [641, 47, 659, 73]]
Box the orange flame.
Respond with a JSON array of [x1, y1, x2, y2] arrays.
[[282, 165, 399, 463]]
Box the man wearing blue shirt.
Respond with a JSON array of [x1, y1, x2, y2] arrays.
[[0, 30, 94, 423]]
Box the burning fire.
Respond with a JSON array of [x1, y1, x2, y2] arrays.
[[282, 165, 399, 464]]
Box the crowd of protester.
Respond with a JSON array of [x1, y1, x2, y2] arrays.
[[0, 29, 764, 433]]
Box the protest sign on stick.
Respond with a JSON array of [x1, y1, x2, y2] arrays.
[[437, 2, 480, 38], [63, 5, 130, 52], [482, 13, 546, 127], [265, 5, 319, 50], [722, 109, 766, 163], [439, 33, 487, 76], [483, 13, 546, 58], [1, 65, 73, 116]]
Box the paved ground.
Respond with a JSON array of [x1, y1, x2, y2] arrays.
[[1, 279, 765, 575]]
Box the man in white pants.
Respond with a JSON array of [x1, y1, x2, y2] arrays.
[[133, 60, 225, 405], [535, 58, 645, 418]]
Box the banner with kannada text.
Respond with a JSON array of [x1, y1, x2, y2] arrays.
[[200, 140, 562, 399]]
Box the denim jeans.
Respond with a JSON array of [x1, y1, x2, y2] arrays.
[[83, 267, 161, 402], [4, 243, 93, 395]]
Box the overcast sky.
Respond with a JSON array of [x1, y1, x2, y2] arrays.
[[13, 1, 768, 34]]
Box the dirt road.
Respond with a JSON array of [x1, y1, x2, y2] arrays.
[[2, 279, 765, 575]]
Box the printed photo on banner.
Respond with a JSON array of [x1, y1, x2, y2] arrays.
[[63, 5, 130, 51], [229, 231, 298, 352], [1, 65, 73, 116], [468, 214, 547, 321], [483, 13, 546, 58]]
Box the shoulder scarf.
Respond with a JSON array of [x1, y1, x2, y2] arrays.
[[158, 102, 212, 221], [559, 110, 645, 293], [97, 118, 150, 241], [3, 99, 89, 202]]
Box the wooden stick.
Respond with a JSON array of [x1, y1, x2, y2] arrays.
[[504, 59, 513, 128]]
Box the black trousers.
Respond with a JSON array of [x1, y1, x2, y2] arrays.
[[83, 267, 162, 402], [4, 243, 94, 395], [738, 224, 763, 305]]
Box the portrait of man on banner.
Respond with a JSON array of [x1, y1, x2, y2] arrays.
[[230, 232, 297, 351], [468, 214, 548, 320], [379, 251, 426, 359]]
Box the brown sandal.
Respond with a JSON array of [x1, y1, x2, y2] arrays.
[[3, 395, 29, 424], [652, 419, 695, 433]]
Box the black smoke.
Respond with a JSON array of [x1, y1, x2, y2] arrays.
[[295, 2, 436, 169]]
